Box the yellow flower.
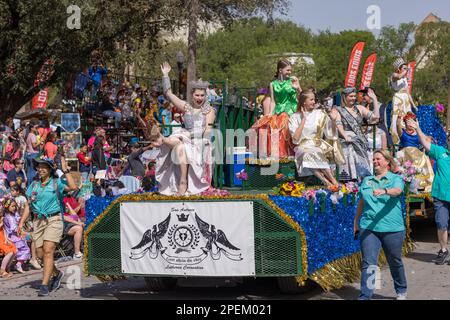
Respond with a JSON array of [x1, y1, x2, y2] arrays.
[[291, 189, 302, 197], [341, 185, 348, 194], [282, 183, 294, 192]]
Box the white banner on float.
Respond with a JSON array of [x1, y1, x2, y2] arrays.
[[120, 201, 255, 277]]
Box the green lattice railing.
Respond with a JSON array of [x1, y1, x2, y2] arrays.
[[87, 199, 303, 278]]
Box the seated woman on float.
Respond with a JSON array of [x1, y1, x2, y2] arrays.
[[395, 112, 434, 192], [335, 87, 380, 182], [250, 60, 302, 159], [147, 62, 216, 196], [288, 91, 341, 187]]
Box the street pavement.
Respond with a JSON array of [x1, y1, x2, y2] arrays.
[[2, 219, 450, 300]]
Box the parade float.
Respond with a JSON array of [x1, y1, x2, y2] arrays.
[[83, 99, 446, 294], [83, 42, 448, 293]]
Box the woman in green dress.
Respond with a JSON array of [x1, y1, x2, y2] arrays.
[[252, 60, 302, 158]]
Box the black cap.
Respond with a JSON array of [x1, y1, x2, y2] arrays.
[[358, 86, 375, 95]]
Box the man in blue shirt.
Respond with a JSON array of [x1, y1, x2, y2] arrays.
[[88, 63, 107, 90]]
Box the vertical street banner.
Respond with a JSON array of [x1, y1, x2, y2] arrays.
[[358, 53, 377, 101], [31, 84, 49, 110], [345, 41, 365, 88], [120, 201, 256, 277], [31, 59, 54, 110], [407, 61, 417, 94], [359, 53, 377, 90]]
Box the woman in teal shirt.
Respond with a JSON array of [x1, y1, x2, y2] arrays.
[[18, 157, 77, 297], [413, 120, 450, 265], [354, 149, 407, 300]]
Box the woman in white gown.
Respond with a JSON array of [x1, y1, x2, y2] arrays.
[[390, 57, 416, 145], [149, 62, 216, 196], [288, 91, 341, 186]]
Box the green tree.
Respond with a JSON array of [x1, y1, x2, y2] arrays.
[[195, 20, 419, 104], [0, 0, 179, 119], [412, 21, 450, 126], [0, 0, 290, 116], [197, 18, 313, 88], [377, 22, 416, 58], [312, 30, 376, 98], [167, 0, 290, 99]]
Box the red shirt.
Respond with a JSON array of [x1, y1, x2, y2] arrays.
[[77, 152, 91, 166], [63, 196, 85, 218], [145, 167, 156, 178], [44, 142, 58, 160]]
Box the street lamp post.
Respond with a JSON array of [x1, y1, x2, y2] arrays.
[[176, 51, 185, 97]]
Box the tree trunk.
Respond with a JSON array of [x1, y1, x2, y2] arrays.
[[186, 0, 199, 104], [0, 93, 33, 121]]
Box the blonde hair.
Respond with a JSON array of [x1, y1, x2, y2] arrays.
[[297, 91, 315, 112], [146, 124, 161, 142], [373, 149, 396, 171], [341, 87, 357, 108]]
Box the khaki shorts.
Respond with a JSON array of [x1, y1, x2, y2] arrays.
[[31, 215, 64, 248]]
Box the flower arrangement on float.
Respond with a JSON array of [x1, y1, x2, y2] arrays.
[[272, 177, 361, 214], [396, 160, 420, 194]]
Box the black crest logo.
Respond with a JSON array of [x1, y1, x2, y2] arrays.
[[177, 213, 189, 222], [129, 212, 243, 264]]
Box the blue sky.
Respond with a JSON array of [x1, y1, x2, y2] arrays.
[[284, 0, 450, 33]]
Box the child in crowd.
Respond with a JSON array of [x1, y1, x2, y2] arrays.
[[142, 176, 157, 192], [2, 198, 31, 273], [146, 161, 156, 175], [63, 196, 84, 260], [0, 210, 16, 278], [160, 101, 172, 137], [10, 185, 27, 216], [9, 185, 41, 270], [63, 191, 86, 221], [77, 144, 92, 185], [0, 159, 8, 197]]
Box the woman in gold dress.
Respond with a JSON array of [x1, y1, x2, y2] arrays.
[[288, 91, 341, 186]]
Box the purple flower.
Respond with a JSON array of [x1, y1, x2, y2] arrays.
[[436, 103, 445, 113], [236, 170, 248, 181]]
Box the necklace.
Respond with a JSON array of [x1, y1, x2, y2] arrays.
[[41, 177, 51, 188]]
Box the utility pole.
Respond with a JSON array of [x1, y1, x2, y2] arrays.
[[186, 0, 199, 104]]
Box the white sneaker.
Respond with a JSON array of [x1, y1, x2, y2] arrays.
[[73, 252, 83, 260], [397, 293, 407, 300]]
